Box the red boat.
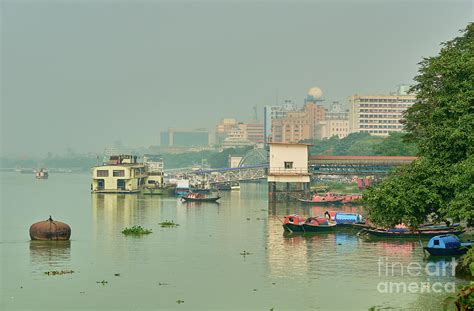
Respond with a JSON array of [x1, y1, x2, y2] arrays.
[[302, 217, 337, 232], [340, 194, 362, 204], [298, 192, 343, 205], [282, 214, 306, 232], [181, 192, 220, 202]]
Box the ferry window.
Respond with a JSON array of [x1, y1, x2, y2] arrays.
[[97, 170, 109, 177], [113, 170, 125, 177], [284, 162, 293, 169], [433, 240, 440, 246]]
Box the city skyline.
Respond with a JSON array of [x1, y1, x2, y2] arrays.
[[2, 1, 472, 156]]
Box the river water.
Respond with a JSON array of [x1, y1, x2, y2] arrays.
[[0, 172, 466, 310]]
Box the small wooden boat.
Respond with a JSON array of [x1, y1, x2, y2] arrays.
[[181, 192, 220, 202], [340, 194, 363, 205], [302, 217, 337, 232], [282, 214, 306, 232], [424, 235, 472, 256], [230, 182, 241, 191], [298, 192, 343, 205], [35, 168, 49, 179], [360, 228, 465, 239]]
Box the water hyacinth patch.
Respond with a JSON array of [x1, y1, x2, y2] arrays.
[[44, 270, 74, 276], [159, 220, 179, 228], [121, 225, 152, 235]]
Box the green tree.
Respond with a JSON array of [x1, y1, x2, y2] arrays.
[[364, 23, 474, 227]]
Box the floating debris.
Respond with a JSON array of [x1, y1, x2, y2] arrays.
[[121, 226, 152, 235], [159, 221, 180, 228], [252, 288, 258, 292], [80, 291, 85, 294], [158, 282, 169, 286], [246, 218, 251, 221], [240, 250, 252, 256], [272, 282, 276, 285], [176, 299, 184, 304], [44, 270, 74, 276], [96, 280, 108, 285], [114, 273, 120, 277]]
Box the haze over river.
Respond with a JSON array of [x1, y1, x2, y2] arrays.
[[0, 172, 466, 310]]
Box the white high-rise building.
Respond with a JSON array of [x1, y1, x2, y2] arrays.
[[348, 86, 416, 136]]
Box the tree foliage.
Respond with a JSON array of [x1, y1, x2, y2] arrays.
[[305, 132, 417, 156], [365, 23, 474, 228]]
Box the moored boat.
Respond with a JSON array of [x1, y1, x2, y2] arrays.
[[424, 235, 472, 256], [181, 192, 220, 202], [230, 182, 241, 191], [360, 228, 465, 239], [424, 235, 473, 256], [302, 217, 337, 232], [298, 192, 343, 205], [175, 179, 190, 196], [282, 214, 306, 232], [35, 168, 49, 179], [340, 194, 362, 204], [141, 154, 164, 195]]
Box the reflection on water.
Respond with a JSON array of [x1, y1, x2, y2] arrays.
[[29, 240, 71, 275], [1, 175, 468, 310]]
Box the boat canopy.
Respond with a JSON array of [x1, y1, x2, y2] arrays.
[[427, 235, 461, 249], [334, 213, 363, 224], [284, 214, 306, 225]]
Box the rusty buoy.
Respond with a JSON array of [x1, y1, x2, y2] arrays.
[[29, 216, 71, 241]]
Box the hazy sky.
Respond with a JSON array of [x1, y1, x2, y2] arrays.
[[1, 0, 472, 156]]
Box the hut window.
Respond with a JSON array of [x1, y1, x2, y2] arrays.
[[284, 162, 293, 169], [97, 170, 109, 177], [113, 170, 125, 177], [433, 240, 440, 246]]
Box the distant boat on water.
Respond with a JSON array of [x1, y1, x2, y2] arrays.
[[35, 168, 49, 179]]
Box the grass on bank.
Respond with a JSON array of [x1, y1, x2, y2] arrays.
[[121, 225, 152, 235]]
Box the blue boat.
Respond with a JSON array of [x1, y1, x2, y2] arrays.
[[333, 212, 365, 227], [424, 235, 472, 256]]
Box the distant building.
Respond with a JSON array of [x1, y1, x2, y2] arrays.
[[91, 155, 146, 193], [160, 128, 210, 147], [348, 86, 416, 136], [222, 123, 264, 148], [321, 119, 349, 139], [215, 118, 239, 146], [271, 102, 326, 143], [263, 100, 298, 143], [267, 87, 327, 143], [321, 102, 350, 139]]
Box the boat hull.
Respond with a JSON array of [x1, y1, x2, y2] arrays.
[[302, 224, 336, 232], [282, 223, 304, 232], [424, 247, 469, 256], [364, 229, 465, 239], [298, 199, 342, 205], [181, 196, 220, 202]]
